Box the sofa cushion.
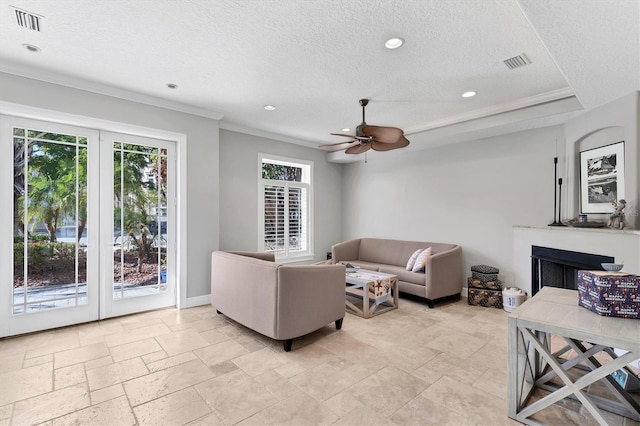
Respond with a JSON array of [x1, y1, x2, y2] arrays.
[[359, 238, 433, 267], [379, 264, 426, 286], [412, 247, 432, 272], [405, 249, 423, 271]]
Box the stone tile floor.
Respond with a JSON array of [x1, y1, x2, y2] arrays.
[[0, 296, 638, 425]]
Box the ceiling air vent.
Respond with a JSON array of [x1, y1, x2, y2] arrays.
[[503, 53, 531, 70], [12, 7, 43, 31]]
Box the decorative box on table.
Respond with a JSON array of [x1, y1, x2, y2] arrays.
[[577, 271, 639, 319]]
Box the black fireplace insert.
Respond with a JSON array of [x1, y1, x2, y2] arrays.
[[531, 246, 614, 296]]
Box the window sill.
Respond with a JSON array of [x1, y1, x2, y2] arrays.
[[275, 255, 315, 264]]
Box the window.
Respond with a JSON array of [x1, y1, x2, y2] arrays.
[[258, 154, 312, 261]]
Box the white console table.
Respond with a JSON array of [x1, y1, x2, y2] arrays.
[[507, 287, 640, 425]]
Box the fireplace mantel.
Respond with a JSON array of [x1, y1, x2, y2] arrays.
[[515, 224, 640, 236], [512, 225, 640, 296]]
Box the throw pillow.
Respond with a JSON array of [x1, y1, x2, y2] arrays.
[[406, 249, 423, 271], [412, 247, 432, 272]]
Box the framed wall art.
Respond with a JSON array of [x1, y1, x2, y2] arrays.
[[580, 141, 625, 213]]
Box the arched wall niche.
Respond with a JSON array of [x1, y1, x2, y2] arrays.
[[569, 125, 634, 227]]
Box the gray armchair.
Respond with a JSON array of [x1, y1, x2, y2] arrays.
[[211, 251, 346, 351]]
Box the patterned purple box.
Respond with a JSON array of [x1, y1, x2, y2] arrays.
[[577, 271, 639, 319]]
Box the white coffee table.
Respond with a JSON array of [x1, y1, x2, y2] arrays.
[[345, 270, 399, 318]]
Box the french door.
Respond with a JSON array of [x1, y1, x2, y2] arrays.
[[100, 132, 176, 318], [0, 117, 176, 337]]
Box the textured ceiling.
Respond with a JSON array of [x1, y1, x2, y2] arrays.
[[0, 0, 638, 153]]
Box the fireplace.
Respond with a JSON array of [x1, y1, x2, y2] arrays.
[[531, 246, 614, 296]]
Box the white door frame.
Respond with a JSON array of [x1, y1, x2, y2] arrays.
[[0, 103, 188, 338]]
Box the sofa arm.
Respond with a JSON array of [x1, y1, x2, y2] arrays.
[[425, 245, 463, 300], [331, 239, 361, 264], [276, 264, 346, 340]]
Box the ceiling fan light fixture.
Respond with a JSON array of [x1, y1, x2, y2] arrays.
[[462, 91, 476, 98], [263, 105, 276, 111], [384, 37, 404, 49]]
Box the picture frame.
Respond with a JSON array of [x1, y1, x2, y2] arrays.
[[580, 141, 625, 214]]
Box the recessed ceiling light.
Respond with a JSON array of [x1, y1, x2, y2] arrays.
[[385, 37, 404, 49], [166, 83, 178, 89], [263, 105, 276, 111], [341, 128, 351, 132], [22, 44, 40, 52], [462, 91, 476, 98]]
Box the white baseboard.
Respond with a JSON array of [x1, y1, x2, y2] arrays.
[[461, 287, 468, 298], [185, 294, 211, 308]]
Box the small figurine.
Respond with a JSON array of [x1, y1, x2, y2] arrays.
[[608, 199, 627, 229]]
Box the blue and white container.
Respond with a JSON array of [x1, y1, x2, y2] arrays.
[[502, 287, 526, 313]]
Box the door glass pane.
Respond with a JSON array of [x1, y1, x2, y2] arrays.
[[113, 142, 167, 299], [13, 128, 88, 314]]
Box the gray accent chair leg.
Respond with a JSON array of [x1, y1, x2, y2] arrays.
[[335, 318, 343, 330], [283, 339, 293, 352]]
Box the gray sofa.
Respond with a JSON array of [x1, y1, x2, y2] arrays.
[[331, 238, 463, 308], [211, 251, 346, 351]]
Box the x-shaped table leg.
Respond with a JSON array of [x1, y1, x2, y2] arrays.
[[516, 327, 639, 425]]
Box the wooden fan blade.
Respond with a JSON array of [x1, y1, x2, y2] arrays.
[[371, 136, 410, 152], [362, 125, 404, 144], [319, 140, 356, 148], [345, 142, 372, 154], [330, 133, 370, 140]]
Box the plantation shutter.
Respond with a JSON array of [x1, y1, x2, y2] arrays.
[[263, 184, 285, 254], [262, 183, 308, 255], [288, 185, 308, 254]]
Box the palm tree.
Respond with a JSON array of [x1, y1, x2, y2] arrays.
[[114, 143, 161, 273], [26, 139, 83, 242]]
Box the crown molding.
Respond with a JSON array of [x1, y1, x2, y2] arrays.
[[219, 121, 317, 148], [0, 61, 224, 120], [405, 87, 578, 134]]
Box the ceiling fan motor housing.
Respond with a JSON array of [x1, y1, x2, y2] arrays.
[[355, 124, 369, 140]]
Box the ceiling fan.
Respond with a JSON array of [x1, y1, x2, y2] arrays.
[[320, 99, 410, 154]]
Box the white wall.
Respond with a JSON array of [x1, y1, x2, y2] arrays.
[[219, 129, 343, 262], [0, 72, 219, 301], [342, 125, 565, 288]]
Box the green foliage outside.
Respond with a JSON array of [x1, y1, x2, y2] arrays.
[[14, 129, 166, 279], [13, 241, 87, 277], [262, 163, 302, 182]]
